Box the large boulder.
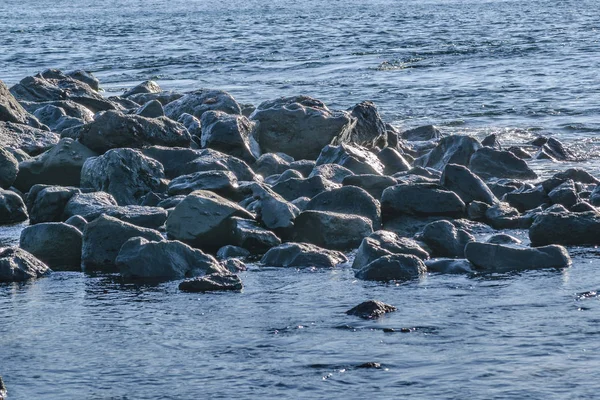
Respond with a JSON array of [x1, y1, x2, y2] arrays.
[[250, 96, 355, 160], [78, 110, 191, 153], [62, 191, 118, 220], [465, 242, 571, 273], [316, 144, 384, 175], [200, 110, 257, 163], [419, 220, 475, 258], [414, 135, 481, 171], [0, 189, 28, 224], [381, 184, 466, 218], [0, 79, 43, 128], [116, 237, 226, 280], [441, 163, 497, 205], [504, 185, 549, 212], [333, 101, 387, 148], [13, 138, 97, 191], [468, 148, 537, 180], [229, 217, 281, 253], [82, 215, 163, 271], [81, 148, 166, 206], [548, 180, 579, 208], [355, 254, 427, 282], [252, 153, 291, 177], [305, 186, 381, 229], [32, 104, 86, 132], [179, 273, 243, 292], [261, 242, 347, 268], [19, 222, 82, 270], [0, 147, 18, 189], [271, 175, 338, 201], [293, 210, 373, 250], [0, 247, 51, 282], [425, 258, 473, 274], [529, 211, 600, 246], [164, 89, 241, 120], [0, 122, 60, 155], [352, 230, 429, 270]]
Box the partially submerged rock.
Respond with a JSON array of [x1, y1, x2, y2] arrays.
[[346, 300, 397, 319], [19, 222, 82, 270], [355, 254, 427, 282], [0, 247, 51, 282], [414, 135, 481, 171], [529, 211, 600, 246], [179, 273, 243, 292], [261, 242, 347, 268], [468, 147, 537, 180], [465, 242, 571, 273]]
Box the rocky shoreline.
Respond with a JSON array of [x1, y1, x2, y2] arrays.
[[0, 69, 596, 295]]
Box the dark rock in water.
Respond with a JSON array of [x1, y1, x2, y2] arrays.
[[253, 153, 291, 177], [82, 215, 163, 271], [529, 211, 600, 246], [0, 189, 28, 224], [249, 183, 300, 230], [167, 170, 238, 197], [342, 174, 397, 200], [293, 210, 373, 250], [530, 136, 548, 147], [200, 110, 257, 163], [179, 273, 243, 292], [381, 184, 465, 218], [465, 242, 571, 273], [441, 163, 497, 205], [414, 135, 481, 171], [305, 186, 381, 229], [14, 138, 97, 191], [548, 180, 579, 208], [355, 254, 427, 282], [352, 230, 429, 270], [250, 95, 354, 160], [484, 202, 522, 229], [229, 217, 281, 253], [377, 147, 411, 175], [136, 99, 164, 118], [81, 148, 166, 206], [534, 146, 557, 161], [554, 168, 599, 185], [571, 201, 596, 213], [19, 222, 82, 270], [0, 146, 18, 189], [0, 79, 44, 128], [117, 237, 226, 280], [272, 175, 338, 202], [123, 80, 161, 98], [316, 144, 384, 175], [308, 163, 354, 184], [425, 258, 473, 274], [261, 242, 347, 268], [0, 121, 60, 155], [0, 375, 5, 399], [27, 185, 80, 224], [420, 220, 475, 258], [221, 258, 247, 273], [544, 137, 575, 161], [481, 133, 501, 149], [401, 125, 442, 142], [468, 147, 537, 180], [356, 362, 383, 369], [333, 101, 387, 148], [504, 185, 549, 212], [289, 160, 315, 177], [346, 300, 397, 319], [164, 89, 241, 120], [507, 146, 532, 159], [217, 245, 251, 260], [166, 190, 254, 251], [0, 247, 51, 282], [65, 215, 87, 232], [486, 233, 522, 245]]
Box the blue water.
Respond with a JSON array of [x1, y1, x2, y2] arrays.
[[2, 0, 600, 398]]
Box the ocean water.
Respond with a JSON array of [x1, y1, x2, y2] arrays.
[[1, 0, 600, 398]]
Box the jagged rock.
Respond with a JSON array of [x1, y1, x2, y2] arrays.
[[179, 273, 243, 292], [401, 125, 442, 141], [308, 164, 354, 184], [469, 148, 537, 180], [271, 175, 338, 201], [0, 247, 51, 282], [548, 180, 579, 208], [441, 163, 497, 205], [217, 245, 251, 260], [529, 211, 600, 246], [19, 222, 82, 270], [425, 258, 473, 274], [355, 254, 427, 282], [0, 122, 60, 155], [342, 174, 397, 199], [123, 80, 161, 97], [465, 242, 571, 273], [305, 186, 381, 229], [352, 230, 429, 270], [541, 138, 575, 161], [0, 189, 28, 224], [419, 220, 475, 258], [167, 170, 238, 197], [293, 210, 373, 250], [414, 135, 481, 171], [316, 144, 384, 175], [381, 184, 465, 218], [346, 300, 397, 319], [136, 99, 164, 118], [0, 146, 18, 189], [377, 147, 411, 175], [334, 101, 387, 148], [200, 110, 257, 163], [261, 242, 347, 268], [164, 89, 241, 120], [229, 217, 281, 253], [0, 79, 43, 128]]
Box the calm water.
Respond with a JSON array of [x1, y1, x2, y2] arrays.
[[2, 0, 600, 398]]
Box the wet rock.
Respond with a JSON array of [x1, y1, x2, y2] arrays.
[[355, 254, 427, 282], [352, 230, 429, 270], [0, 247, 51, 282], [0, 189, 28, 224], [356, 362, 383, 369], [0, 146, 18, 189], [200, 110, 257, 163], [308, 164, 354, 184], [420, 220, 475, 258], [346, 300, 396, 319], [534, 146, 556, 161], [467, 200, 489, 220], [548, 180, 579, 208], [81, 148, 166, 206], [164, 89, 241, 120], [554, 168, 599, 185], [167, 170, 238, 197], [27, 185, 80, 224], [468, 148, 537, 180], [542, 137, 575, 161], [465, 242, 571, 273], [342, 174, 397, 199], [0, 79, 44, 128], [135, 99, 164, 118], [333, 101, 387, 148], [293, 210, 373, 250], [441, 163, 497, 205], [504, 185, 548, 212], [272, 175, 338, 201], [425, 258, 473, 274], [250, 95, 354, 160], [414, 135, 481, 171], [316, 144, 384, 175], [65, 215, 87, 232], [19, 222, 82, 270], [253, 153, 291, 177], [484, 202, 522, 229], [82, 215, 163, 271], [229, 217, 281, 253], [529, 211, 600, 246], [217, 245, 251, 260], [487, 233, 522, 245], [261, 242, 347, 268], [381, 183, 465, 218], [487, 179, 522, 199], [123, 80, 161, 98], [221, 258, 247, 273], [508, 146, 532, 159], [571, 201, 596, 213], [377, 147, 411, 175], [481, 133, 501, 149], [401, 125, 442, 142], [305, 186, 381, 229], [179, 273, 243, 292], [250, 184, 300, 230], [0, 121, 60, 155]]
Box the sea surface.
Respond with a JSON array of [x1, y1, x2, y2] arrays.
[[1, 0, 600, 398]]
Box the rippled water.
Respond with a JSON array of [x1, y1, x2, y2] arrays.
[[2, 0, 600, 398]]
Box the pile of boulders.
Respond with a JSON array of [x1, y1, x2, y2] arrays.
[[3, 69, 596, 290]]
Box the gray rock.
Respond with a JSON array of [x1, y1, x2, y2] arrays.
[[401, 125, 442, 141], [164, 89, 241, 120], [529, 211, 600, 246], [19, 222, 82, 270], [352, 230, 429, 270], [261, 242, 347, 268], [82, 215, 163, 271], [591, 185, 600, 207], [293, 210, 373, 250], [289, 159, 315, 177], [249, 184, 300, 230], [0, 121, 60, 155], [33, 104, 83, 132], [124, 80, 161, 98], [167, 170, 238, 197], [0, 79, 44, 128], [346, 300, 396, 319], [381, 183, 465, 218], [221, 258, 247, 273], [504, 185, 549, 212], [425, 258, 473, 274], [0, 189, 28, 224], [487, 233, 522, 245], [200, 110, 257, 163], [481, 133, 501, 149], [62, 191, 118, 220], [229, 217, 281, 253], [291, 196, 310, 211], [355, 254, 427, 282], [272, 175, 338, 201], [65, 215, 87, 232], [253, 153, 291, 177], [81, 148, 166, 206], [548, 180, 579, 208], [571, 201, 596, 213], [420, 220, 475, 258], [334, 101, 387, 148], [0, 247, 51, 282], [135, 99, 164, 118], [414, 135, 481, 171], [342, 174, 397, 199], [441, 163, 497, 205], [554, 168, 599, 185], [377, 147, 411, 175], [0, 146, 18, 189], [508, 146, 532, 159], [216, 245, 251, 260], [484, 202, 522, 229], [27, 185, 80, 224], [469, 148, 537, 180], [467, 200, 489, 220], [67, 70, 100, 92], [157, 195, 186, 210], [308, 164, 354, 184], [128, 91, 183, 106], [177, 113, 202, 137], [465, 242, 571, 273], [316, 144, 384, 175], [179, 273, 243, 292], [266, 169, 304, 185]]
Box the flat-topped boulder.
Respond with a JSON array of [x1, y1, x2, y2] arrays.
[[272, 175, 338, 202], [261, 242, 347, 268], [465, 242, 571, 273], [0, 247, 51, 282], [468, 147, 537, 180], [167, 170, 238, 198], [401, 125, 442, 142], [529, 211, 600, 246], [355, 254, 427, 282], [293, 210, 373, 250], [381, 183, 465, 218]]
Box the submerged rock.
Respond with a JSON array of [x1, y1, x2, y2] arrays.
[[465, 242, 571, 273], [261, 242, 347, 268], [346, 300, 397, 319], [179, 273, 243, 292], [0, 247, 51, 282]]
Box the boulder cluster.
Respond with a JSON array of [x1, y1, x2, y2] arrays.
[[1, 69, 593, 290]]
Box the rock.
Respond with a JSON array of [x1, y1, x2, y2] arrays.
[[179, 273, 243, 292], [508, 146, 532, 159], [65, 215, 87, 232], [548, 180, 579, 208], [571, 201, 596, 213], [0, 247, 51, 282], [469, 148, 537, 180], [123, 80, 161, 97], [346, 300, 397, 319], [465, 242, 571, 273], [0, 189, 28, 224], [425, 258, 473, 274], [377, 147, 411, 175], [177, 113, 202, 138], [333, 101, 387, 148], [67, 70, 100, 91], [293, 210, 373, 250], [62, 191, 117, 219], [591, 185, 600, 207], [229, 217, 281, 253], [543, 138, 575, 161], [166, 190, 254, 250], [250, 95, 354, 159], [504, 185, 549, 212], [484, 202, 522, 229], [467, 200, 489, 220], [135, 99, 164, 118], [266, 169, 303, 185], [0, 79, 44, 128], [14, 138, 97, 191], [289, 160, 315, 177], [441, 163, 497, 205], [250, 184, 300, 230], [529, 211, 600, 246], [19, 222, 82, 270], [554, 168, 599, 185], [341, 174, 397, 199], [352, 230, 429, 270], [401, 125, 442, 141], [420, 220, 475, 258], [78, 110, 191, 153], [0, 121, 60, 155], [253, 153, 291, 177], [481, 133, 501, 149], [82, 215, 163, 271], [81, 148, 166, 206], [316, 144, 384, 175], [27, 185, 80, 224], [117, 237, 225, 280], [272, 175, 338, 201], [0, 146, 18, 189], [33, 104, 83, 132], [487, 233, 522, 245], [0, 375, 5, 399], [414, 135, 481, 171], [200, 110, 257, 163], [381, 184, 465, 218], [164, 89, 241, 120], [355, 254, 427, 282], [128, 91, 183, 106], [291, 196, 310, 211], [216, 245, 251, 260], [167, 170, 238, 197], [305, 186, 381, 229], [221, 258, 247, 272], [308, 164, 354, 184], [261, 242, 347, 268]]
